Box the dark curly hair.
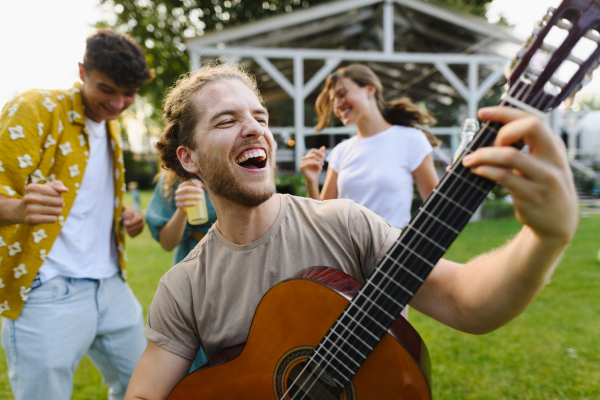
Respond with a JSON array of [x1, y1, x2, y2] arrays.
[[83, 28, 153, 88], [156, 63, 262, 181]]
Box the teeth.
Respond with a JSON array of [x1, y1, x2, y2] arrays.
[[236, 148, 267, 164]]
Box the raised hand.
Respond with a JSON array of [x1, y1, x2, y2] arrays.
[[17, 180, 69, 225], [122, 204, 145, 238], [463, 106, 578, 245], [300, 146, 326, 184], [174, 180, 204, 211]]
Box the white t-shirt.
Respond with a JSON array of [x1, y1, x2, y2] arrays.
[[327, 125, 433, 228], [39, 118, 119, 282]]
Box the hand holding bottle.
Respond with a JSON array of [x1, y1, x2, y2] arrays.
[[175, 180, 208, 225]]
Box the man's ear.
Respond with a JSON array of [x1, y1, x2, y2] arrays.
[[78, 63, 87, 83], [177, 146, 201, 175]]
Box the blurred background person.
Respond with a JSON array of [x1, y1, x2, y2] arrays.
[[0, 28, 150, 400], [145, 169, 217, 370], [301, 64, 440, 230]]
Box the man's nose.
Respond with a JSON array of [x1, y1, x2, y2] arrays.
[[109, 96, 125, 111], [241, 118, 265, 138]]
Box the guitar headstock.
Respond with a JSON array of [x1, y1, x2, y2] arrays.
[[508, 0, 600, 111]]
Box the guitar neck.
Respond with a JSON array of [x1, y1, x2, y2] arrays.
[[310, 120, 503, 390]]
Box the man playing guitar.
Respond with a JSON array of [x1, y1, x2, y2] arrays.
[[124, 62, 577, 400]]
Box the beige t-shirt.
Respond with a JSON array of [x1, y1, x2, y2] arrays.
[[144, 194, 402, 361]]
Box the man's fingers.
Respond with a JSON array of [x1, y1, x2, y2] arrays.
[[478, 106, 532, 125], [479, 107, 560, 156], [468, 164, 531, 199], [25, 215, 60, 225], [47, 180, 69, 193], [463, 146, 540, 181], [26, 205, 63, 216]]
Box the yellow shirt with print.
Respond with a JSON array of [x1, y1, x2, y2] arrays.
[[0, 82, 127, 320]]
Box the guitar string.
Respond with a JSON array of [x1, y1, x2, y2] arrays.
[[286, 28, 575, 396], [285, 76, 545, 400], [304, 19, 589, 396], [286, 16, 598, 397], [281, 79, 531, 400]]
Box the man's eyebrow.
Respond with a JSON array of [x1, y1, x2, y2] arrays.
[[98, 82, 116, 91], [254, 108, 269, 117], [98, 82, 139, 94]]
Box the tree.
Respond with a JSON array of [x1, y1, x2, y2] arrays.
[[100, 0, 494, 114], [99, 0, 332, 113]]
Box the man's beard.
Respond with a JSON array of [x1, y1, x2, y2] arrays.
[[196, 140, 277, 207]]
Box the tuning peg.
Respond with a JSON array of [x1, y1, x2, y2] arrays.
[[542, 7, 556, 23], [563, 95, 574, 107], [564, 83, 583, 107], [582, 70, 595, 86]]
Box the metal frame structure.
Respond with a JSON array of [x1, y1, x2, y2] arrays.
[[186, 0, 524, 170]]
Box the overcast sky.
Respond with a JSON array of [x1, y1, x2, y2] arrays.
[[0, 0, 593, 109]]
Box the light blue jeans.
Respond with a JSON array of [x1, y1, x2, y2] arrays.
[[1, 274, 146, 400]]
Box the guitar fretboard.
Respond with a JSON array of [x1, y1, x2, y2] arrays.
[[310, 121, 503, 391]]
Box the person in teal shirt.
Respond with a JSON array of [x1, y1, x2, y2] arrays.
[[145, 170, 217, 371]]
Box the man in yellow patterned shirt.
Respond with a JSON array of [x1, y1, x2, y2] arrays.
[[0, 29, 151, 400]]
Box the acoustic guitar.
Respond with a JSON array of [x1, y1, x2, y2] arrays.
[[168, 1, 600, 398]]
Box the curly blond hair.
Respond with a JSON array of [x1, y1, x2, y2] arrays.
[[155, 63, 263, 180]]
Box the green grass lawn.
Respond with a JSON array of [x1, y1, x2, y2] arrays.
[[0, 191, 599, 399]]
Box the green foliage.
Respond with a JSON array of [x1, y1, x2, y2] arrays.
[[123, 149, 157, 189], [99, 0, 332, 113], [275, 172, 307, 196], [431, 0, 492, 17]]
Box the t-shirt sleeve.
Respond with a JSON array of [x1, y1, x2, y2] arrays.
[[145, 176, 177, 243], [408, 129, 433, 172], [345, 201, 402, 279], [144, 271, 202, 361]]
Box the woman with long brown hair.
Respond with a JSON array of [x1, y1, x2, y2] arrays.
[[301, 64, 440, 228]]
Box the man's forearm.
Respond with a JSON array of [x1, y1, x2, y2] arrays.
[[452, 226, 570, 333], [0, 195, 21, 226]]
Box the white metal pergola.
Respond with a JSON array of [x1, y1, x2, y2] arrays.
[[186, 0, 524, 170]]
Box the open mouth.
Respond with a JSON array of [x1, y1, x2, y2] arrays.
[[339, 107, 352, 119], [235, 148, 267, 170]]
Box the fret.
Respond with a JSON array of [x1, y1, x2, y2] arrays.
[[349, 304, 389, 332], [501, 94, 546, 119], [420, 209, 460, 235], [395, 241, 436, 268], [383, 254, 424, 282], [446, 169, 488, 194], [432, 188, 474, 215], [409, 226, 448, 252], [310, 352, 348, 385], [378, 268, 415, 296], [358, 283, 403, 316], [318, 337, 364, 368], [337, 310, 379, 341], [328, 322, 374, 351]]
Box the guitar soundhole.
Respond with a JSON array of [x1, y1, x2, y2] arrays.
[[273, 346, 356, 400]]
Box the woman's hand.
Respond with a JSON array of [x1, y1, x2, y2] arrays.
[[174, 180, 204, 211], [300, 146, 326, 184]]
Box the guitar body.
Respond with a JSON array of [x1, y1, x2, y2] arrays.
[[168, 266, 431, 400]]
